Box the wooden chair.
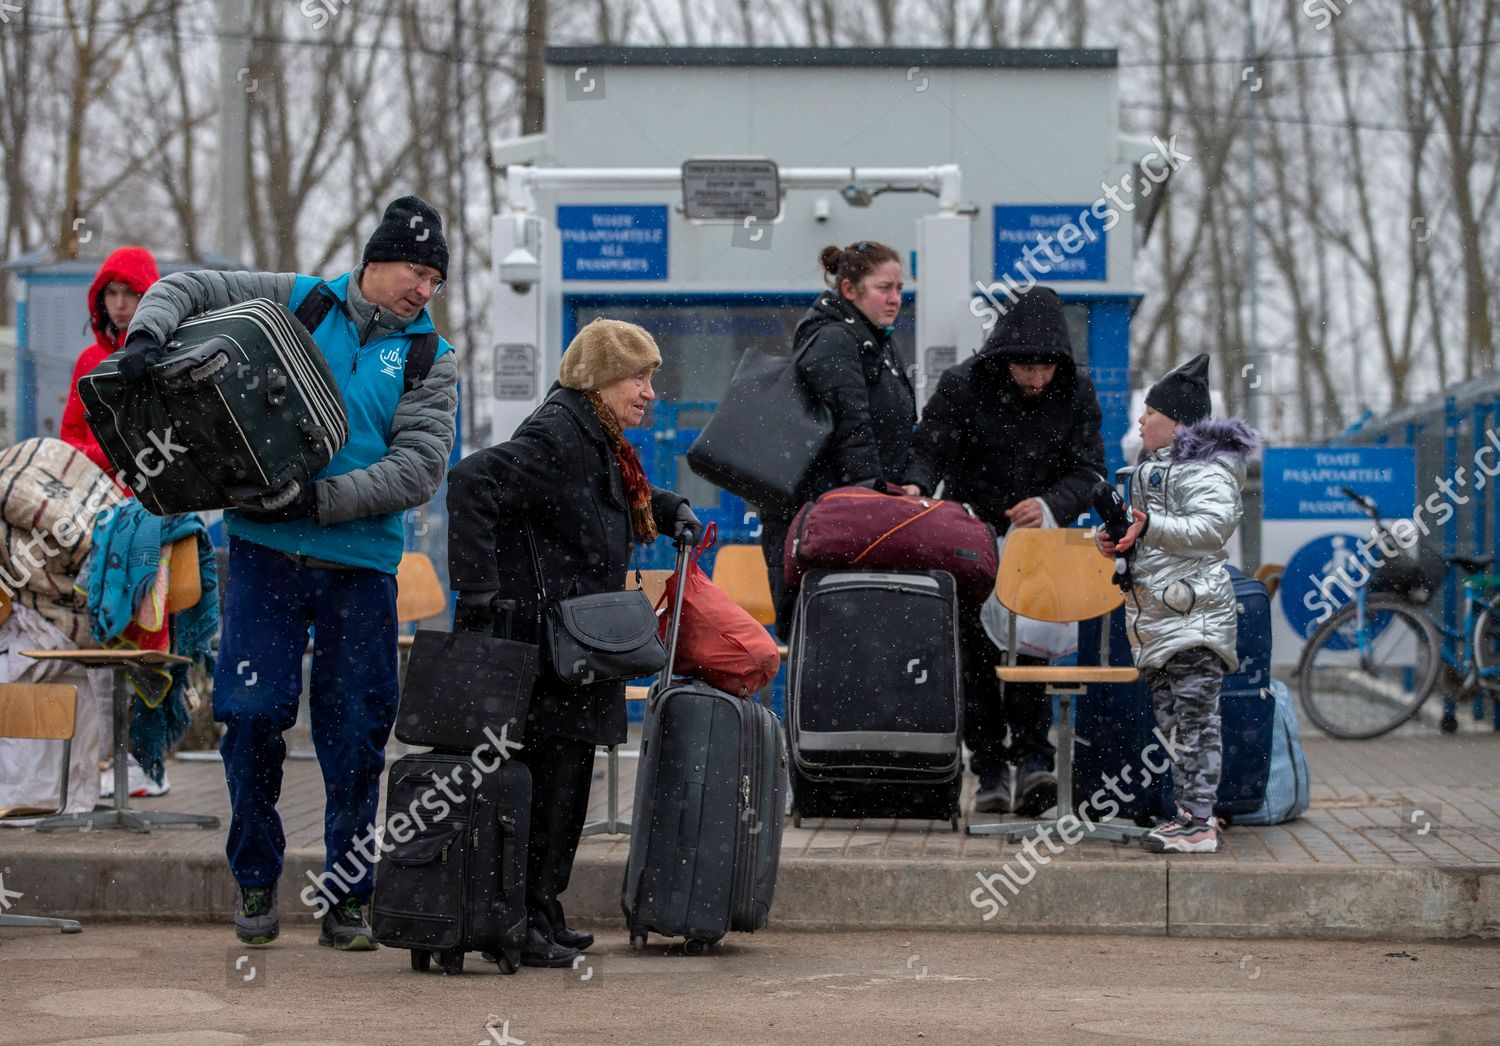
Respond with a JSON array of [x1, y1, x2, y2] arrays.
[[0, 683, 83, 932], [630, 569, 675, 609], [967, 528, 1146, 843], [711, 543, 788, 658], [396, 551, 448, 642], [1254, 562, 1284, 601]]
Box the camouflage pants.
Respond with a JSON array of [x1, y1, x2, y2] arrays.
[[1143, 646, 1223, 821]]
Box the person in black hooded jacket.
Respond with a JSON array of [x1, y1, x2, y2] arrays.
[[902, 286, 1105, 818], [759, 241, 916, 636]]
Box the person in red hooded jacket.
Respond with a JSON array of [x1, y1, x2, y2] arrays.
[[59, 246, 161, 478]]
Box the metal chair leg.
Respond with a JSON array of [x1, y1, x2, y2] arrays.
[[0, 914, 83, 934], [37, 669, 219, 833], [582, 745, 631, 836], [968, 688, 1148, 842]]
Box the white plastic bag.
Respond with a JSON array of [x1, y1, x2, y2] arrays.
[[981, 530, 1078, 660], [981, 594, 1078, 660]]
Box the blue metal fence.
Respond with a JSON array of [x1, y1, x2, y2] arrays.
[[1340, 374, 1500, 728]]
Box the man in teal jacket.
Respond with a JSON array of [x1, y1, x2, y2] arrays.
[[123, 196, 459, 950]]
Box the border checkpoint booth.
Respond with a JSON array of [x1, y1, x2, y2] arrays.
[[484, 45, 1159, 579]]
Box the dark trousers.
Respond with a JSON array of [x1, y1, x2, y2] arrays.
[[214, 538, 399, 899], [512, 732, 596, 935], [758, 513, 797, 641], [959, 601, 1054, 780]]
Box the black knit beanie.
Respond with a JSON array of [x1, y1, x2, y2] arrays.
[[362, 195, 449, 280], [982, 286, 1073, 364], [1146, 353, 1213, 425]]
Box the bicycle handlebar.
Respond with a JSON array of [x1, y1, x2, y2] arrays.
[[1342, 486, 1381, 519]]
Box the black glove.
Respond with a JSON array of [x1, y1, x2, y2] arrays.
[[453, 591, 499, 633], [671, 501, 703, 545], [236, 478, 319, 525], [117, 333, 164, 386]]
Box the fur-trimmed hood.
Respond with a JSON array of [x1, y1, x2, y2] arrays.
[[1169, 416, 1261, 466]]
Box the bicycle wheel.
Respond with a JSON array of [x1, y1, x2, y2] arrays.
[[1297, 595, 1442, 739], [1471, 604, 1500, 693]]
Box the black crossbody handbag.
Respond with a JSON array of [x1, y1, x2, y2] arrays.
[[525, 522, 666, 685]]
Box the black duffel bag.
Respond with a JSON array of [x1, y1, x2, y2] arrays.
[[686, 342, 832, 518]]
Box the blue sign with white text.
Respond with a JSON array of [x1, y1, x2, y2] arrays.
[[559, 205, 668, 281], [993, 204, 1107, 283], [1264, 446, 1416, 520]]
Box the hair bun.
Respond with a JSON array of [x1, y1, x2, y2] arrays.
[[818, 245, 844, 275]]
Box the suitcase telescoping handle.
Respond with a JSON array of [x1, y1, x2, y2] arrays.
[[660, 536, 694, 679]]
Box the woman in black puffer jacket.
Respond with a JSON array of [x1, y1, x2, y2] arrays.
[[759, 241, 916, 637]]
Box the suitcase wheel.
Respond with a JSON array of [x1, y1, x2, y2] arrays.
[[409, 950, 431, 973], [439, 949, 465, 975], [495, 949, 520, 975], [792, 812, 802, 829], [684, 938, 712, 957], [950, 815, 960, 833], [630, 933, 647, 952]]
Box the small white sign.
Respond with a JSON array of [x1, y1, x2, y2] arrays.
[[682, 159, 781, 221]]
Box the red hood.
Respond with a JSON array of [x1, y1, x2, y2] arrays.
[[88, 246, 160, 350]]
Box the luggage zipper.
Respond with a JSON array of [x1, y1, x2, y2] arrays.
[[440, 839, 452, 865]]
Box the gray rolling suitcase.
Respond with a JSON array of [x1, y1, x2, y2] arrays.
[[621, 539, 787, 954], [77, 297, 349, 515], [787, 569, 964, 827]]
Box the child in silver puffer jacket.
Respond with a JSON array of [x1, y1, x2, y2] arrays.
[[1098, 354, 1261, 853]]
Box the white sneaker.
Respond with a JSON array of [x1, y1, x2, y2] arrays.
[[100, 761, 170, 798]]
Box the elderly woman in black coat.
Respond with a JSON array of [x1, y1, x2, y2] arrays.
[[759, 240, 917, 636], [447, 318, 699, 968]]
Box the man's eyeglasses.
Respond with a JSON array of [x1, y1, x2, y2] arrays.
[[406, 262, 446, 294]]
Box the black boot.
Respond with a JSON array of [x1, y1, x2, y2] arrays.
[[1014, 756, 1058, 818], [521, 926, 580, 968], [554, 925, 594, 951]]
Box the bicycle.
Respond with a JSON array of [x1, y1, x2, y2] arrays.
[[1294, 486, 1500, 739]]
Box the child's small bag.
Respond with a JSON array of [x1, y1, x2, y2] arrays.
[[656, 524, 781, 698]]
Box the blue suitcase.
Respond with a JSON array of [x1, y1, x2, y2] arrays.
[[1073, 565, 1275, 824]]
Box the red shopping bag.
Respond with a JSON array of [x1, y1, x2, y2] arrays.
[[657, 524, 781, 698]]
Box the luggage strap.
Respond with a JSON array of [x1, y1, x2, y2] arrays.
[[293, 282, 440, 394]]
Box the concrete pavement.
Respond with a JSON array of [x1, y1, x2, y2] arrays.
[[1, 924, 1497, 1045], [2, 732, 1498, 940]]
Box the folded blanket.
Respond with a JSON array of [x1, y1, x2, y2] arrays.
[[86, 500, 218, 782]]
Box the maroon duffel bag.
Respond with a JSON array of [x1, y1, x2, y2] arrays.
[[784, 485, 998, 606]]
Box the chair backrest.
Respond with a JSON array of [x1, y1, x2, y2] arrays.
[[0, 683, 78, 741], [396, 552, 448, 624], [166, 536, 202, 613], [995, 529, 1125, 623], [711, 544, 776, 626], [632, 569, 675, 609]]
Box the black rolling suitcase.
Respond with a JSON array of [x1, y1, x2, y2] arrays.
[[77, 297, 349, 515], [1073, 565, 1275, 824], [371, 752, 531, 974], [787, 569, 963, 827], [622, 539, 787, 953], [371, 599, 534, 975]]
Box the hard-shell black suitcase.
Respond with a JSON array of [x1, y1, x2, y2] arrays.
[[370, 752, 531, 975], [787, 569, 964, 827], [78, 297, 349, 515], [621, 540, 787, 953]]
